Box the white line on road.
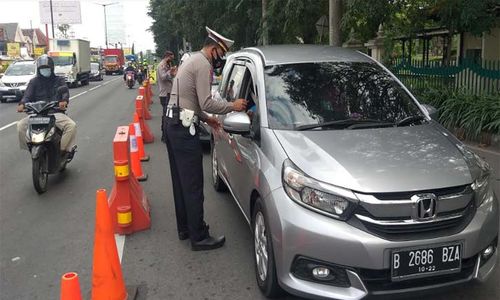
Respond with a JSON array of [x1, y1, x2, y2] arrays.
[[0, 121, 17, 131], [0, 77, 121, 132], [115, 234, 125, 263]]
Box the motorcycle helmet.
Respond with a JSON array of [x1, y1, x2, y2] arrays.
[[36, 54, 55, 75]]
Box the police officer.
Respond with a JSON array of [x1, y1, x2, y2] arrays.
[[165, 27, 247, 251], [157, 50, 176, 142]]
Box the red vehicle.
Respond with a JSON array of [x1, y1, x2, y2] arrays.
[[102, 49, 124, 75]]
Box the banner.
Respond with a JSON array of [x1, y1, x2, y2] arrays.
[[34, 47, 45, 56], [39, 1, 82, 24], [7, 43, 20, 57]]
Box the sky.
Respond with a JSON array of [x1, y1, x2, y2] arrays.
[[0, 0, 156, 52]]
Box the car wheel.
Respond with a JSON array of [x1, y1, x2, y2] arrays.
[[0, 98, 6, 103], [211, 142, 227, 192], [253, 199, 283, 298]]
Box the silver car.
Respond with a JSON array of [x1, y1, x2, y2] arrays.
[[210, 45, 498, 299]]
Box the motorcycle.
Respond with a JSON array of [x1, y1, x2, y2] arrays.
[[136, 70, 144, 86], [24, 101, 75, 193], [126, 71, 135, 89]]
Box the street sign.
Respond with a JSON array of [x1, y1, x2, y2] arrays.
[[7, 43, 20, 57], [34, 47, 45, 56], [39, 0, 82, 24]]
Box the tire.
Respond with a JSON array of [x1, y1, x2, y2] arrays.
[[211, 142, 227, 192], [0, 98, 6, 103], [32, 148, 48, 194], [253, 199, 283, 298]]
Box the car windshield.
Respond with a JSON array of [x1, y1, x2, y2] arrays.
[[105, 56, 118, 63], [264, 62, 423, 130], [51, 56, 73, 66], [91, 63, 99, 72], [5, 63, 36, 76]]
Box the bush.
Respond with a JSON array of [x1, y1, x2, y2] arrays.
[[418, 88, 500, 140]]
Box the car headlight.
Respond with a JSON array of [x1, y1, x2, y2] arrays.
[[0, 80, 5, 87], [471, 155, 494, 207], [282, 159, 357, 220]]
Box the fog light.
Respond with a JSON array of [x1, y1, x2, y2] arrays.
[[312, 267, 331, 279], [482, 246, 495, 259]]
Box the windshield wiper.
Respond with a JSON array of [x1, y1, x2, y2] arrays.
[[296, 119, 392, 131], [396, 115, 426, 127]]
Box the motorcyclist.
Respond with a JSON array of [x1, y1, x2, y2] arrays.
[[17, 55, 77, 159], [123, 62, 136, 82]]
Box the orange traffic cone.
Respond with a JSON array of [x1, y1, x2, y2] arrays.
[[60, 272, 82, 300], [129, 123, 147, 181], [91, 189, 127, 300], [138, 87, 152, 120], [133, 112, 149, 161]]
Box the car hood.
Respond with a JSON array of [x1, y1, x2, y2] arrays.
[[1, 74, 35, 85], [274, 124, 474, 193]]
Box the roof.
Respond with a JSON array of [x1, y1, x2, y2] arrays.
[[0, 23, 19, 41], [240, 45, 373, 66], [34, 29, 48, 46]]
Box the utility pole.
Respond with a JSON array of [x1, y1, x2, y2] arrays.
[[95, 2, 118, 48], [262, 0, 268, 45], [329, 0, 342, 46], [50, 0, 55, 40]]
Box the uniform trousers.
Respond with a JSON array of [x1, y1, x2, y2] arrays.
[[165, 120, 208, 242], [160, 94, 170, 139]]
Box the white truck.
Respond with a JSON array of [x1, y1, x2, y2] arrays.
[[48, 39, 91, 88]]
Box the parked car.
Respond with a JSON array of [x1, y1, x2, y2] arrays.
[[211, 45, 498, 300], [89, 62, 104, 81], [0, 60, 36, 103]]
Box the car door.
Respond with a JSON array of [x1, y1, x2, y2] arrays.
[[214, 61, 247, 183], [223, 61, 262, 216]]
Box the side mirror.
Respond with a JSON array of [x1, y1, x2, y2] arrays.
[[223, 112, 251, 134], [421, 104, 439, 120]]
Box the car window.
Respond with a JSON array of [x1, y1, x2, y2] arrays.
[[264, 62, 423, 130], [222, 64, 246, 102], [5, 63, 36, 76]]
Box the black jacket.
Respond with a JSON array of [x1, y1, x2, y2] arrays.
[[20, 73, 69, 104]]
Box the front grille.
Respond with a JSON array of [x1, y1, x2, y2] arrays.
[[359, 256, 476, 293], [369, 185, 469, 200], [4, 82, 25, 87], [355, 202, 474, 236]]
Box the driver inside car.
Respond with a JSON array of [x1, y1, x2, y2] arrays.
[[17, 55, 77, 160]]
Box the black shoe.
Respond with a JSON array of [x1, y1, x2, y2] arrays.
[[191, 235, 226, 251], [66, 145, 77, 162], [178, 231, 189, 241]]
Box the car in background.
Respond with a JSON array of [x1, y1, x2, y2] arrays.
[[90, 62, 104, 81], [211, 45, 498, 299], [0, 60, 36, 103]]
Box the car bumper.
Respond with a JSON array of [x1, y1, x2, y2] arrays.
[[264, 187, 499, 299], [0, 86, 27, 99]]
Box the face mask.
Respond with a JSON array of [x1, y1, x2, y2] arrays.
[[39, 68, 51, 77], [211, 48, 225, 69]]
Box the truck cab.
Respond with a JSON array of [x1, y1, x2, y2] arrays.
[[48, 39, 91, 88]]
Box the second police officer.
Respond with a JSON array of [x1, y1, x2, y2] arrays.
[[164, 27, 247, 251]]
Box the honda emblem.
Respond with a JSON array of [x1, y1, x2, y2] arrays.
[[411, 194, 437, 220]]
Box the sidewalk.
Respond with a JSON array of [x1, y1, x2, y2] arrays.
[[466, 143, 500, 198]]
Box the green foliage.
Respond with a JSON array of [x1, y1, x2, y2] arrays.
[[419, 88, 500, 138]]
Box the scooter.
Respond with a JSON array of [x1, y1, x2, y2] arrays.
[[24, 101, 75, 194], [136, 70, 144, 86], [126, 71, 135, 89]]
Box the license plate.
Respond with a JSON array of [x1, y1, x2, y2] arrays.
[[8, 88, 19, 92], [29, 117, 51, 125], [391, 242, 462, 281]]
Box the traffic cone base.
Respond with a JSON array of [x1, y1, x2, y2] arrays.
[[140, 155, 150, 162]]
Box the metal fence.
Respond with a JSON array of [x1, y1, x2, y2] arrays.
[[390, 58, 500, 95]]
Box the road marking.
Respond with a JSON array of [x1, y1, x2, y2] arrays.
[[0, 121, 18, 131], [0, 77, 121, 132], [115, 234, 125, 263]]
